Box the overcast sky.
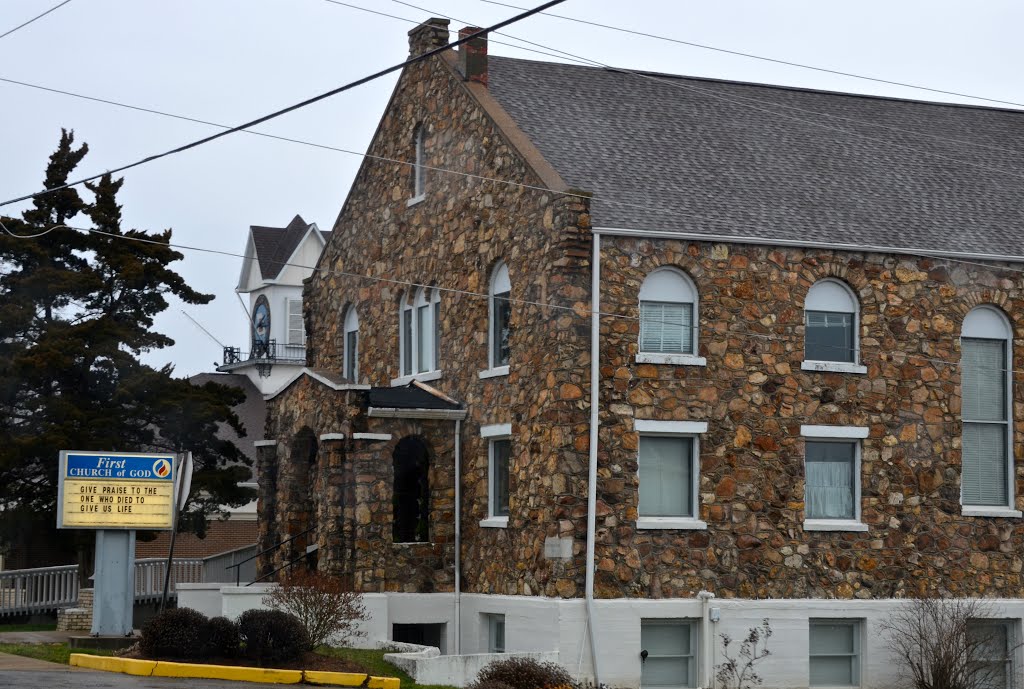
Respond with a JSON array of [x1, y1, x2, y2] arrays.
[[2, 0, 1022, 377]]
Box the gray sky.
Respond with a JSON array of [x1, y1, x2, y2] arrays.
[[2, 0, 1022, 377]]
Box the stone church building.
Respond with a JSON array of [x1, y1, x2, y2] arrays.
[[252, 18, 1024, 688]]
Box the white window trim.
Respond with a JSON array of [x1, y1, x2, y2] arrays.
[[485, 613, 506, 654], [809, 618, 863, 688], [488, 263, 512, 370], [803, 278, 860, 368], [343, 306, 359, 382], [412, 125, 426, 199], [801, 429, 866, 530], [390, 370, 443, 387], [286, 297, 305, 346], [482, 425, 512, 527], [636, 352, 707, 367], [960, 307, 1016, 515], [638, 267, 699, 357], [479, 365, 510, 379], [479, 516, 509, 528], [801, 360, 868, 375], [641, 619, 700, 689], [636, 420, 707, 529], [481, 423, 512, 438], [398, 287, 441, 378], [406, 194, 426, 208]]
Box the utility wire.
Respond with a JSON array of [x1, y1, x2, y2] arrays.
[[181, 309, 225, 348], [0, 0, 73, 41], [0, 0, 567, 209], [478, 0, 1024, 111], [1, 217, 1021, 376]]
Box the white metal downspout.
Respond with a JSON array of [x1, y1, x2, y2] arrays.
[[699, 590, 715, 688], [454, 418, 462, 654], [585, 231, 602, 684]]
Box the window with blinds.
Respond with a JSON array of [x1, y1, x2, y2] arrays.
[[640, 301, 694, 354], [805, 442, 856, 520], [962, 338, 1009, 507], [639, 436, 695, 518], [805, 310, 854, 363], [809, 620, 861, 687], [641, 619, 698, 688], [287, 298, 304, 345]]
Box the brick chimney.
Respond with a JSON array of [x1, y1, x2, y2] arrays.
[[408, 17, 450, 57], [457, 27, 488, 86]]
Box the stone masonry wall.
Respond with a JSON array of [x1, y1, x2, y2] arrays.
[[595, 237, 1024, 600], [56, 587, 92, 631]]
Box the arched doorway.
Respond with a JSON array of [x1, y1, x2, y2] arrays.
[[392, 436, 430, 543]]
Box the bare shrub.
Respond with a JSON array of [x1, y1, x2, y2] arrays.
[[472, 656, 574, 689], [716, 618, 772, 689], [881, 597, 1017, 689], [263, 569, 368, 649]]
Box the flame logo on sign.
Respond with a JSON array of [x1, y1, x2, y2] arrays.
[[153, 459, 171, 478]]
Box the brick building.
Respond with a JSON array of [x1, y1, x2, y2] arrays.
[[253, 19, 1024, 687]]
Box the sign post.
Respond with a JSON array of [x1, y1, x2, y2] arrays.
[[57, 451, 176, 637]]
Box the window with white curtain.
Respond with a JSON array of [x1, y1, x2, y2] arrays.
[[640, 619, 698, 688], [805, 442, 856, 520], [287, 298, 304, 346], [639, 436, 696, 518], [805, 279, 858, 364], [809, 620, 861, 687], [343, 306, 359, 381], [399, 287, 441, 378], [638, 268, 697, 356], [489, 263, 511, 369], [961, 306, 1013, 510]]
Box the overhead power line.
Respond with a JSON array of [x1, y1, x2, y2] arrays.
[[0, 0, 74, 41], [0, 0, 566, 210], [479, 0, 1024, 111]]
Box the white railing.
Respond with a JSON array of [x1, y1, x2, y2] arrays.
[[134, 558, 204, 602], [0, 564, 79, 616]]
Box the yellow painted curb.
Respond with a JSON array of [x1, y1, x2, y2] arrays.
[[70, 653, 401, 687], [70, 654, 156, 676]]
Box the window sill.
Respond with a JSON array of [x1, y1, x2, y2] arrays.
[[801, 360, 867, 374], [803, 519, 869, 532], [406, 194, 426, 208], [962, 507, 1023, 518], [390, 370, 442, 386], [479, 516, 509, 528], [636, 353, 707, 366], [636, 517, 707, 530], [479, 366, 510, 380]]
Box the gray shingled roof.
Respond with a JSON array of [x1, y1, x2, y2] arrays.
[[251, 214, 331, 280], [486, 56, 1024, 258]]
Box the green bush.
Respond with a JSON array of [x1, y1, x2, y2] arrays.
[[205, 616, 240, 658], [238, 609, 309, 663], [140, 607, 211, 660], [473, 657, 574, 689]]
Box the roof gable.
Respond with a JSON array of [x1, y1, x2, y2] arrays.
[[249, 215, 331, 282]]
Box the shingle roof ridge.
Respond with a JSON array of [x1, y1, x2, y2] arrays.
[[488, 54, 1024, 115]]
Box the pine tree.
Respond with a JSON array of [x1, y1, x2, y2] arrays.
[[0, 131, 255, 565]]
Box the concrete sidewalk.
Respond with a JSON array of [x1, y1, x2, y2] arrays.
[[0, 630, 73, 644], [0, 650, 76, 671]]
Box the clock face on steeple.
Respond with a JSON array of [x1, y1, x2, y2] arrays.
[[252, 295, 271, 350]]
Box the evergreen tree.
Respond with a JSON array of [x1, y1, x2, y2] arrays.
[[0, 131, 255, 564]]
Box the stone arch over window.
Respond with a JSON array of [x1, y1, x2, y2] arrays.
[[804, 278, 859, 364], [343, 304, 359, 381], [488, 262, 511, 369], [392, 435, 431, 543], [960, 305, 1015, 511], [412, 123, 426, 199], [399, 286, 440, 377], [638, 267, 698, 355]]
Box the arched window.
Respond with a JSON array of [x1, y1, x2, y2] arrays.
[[343, 306, 359, 381], [399, 287, 441, 377], [804, 279, 859, 364], [638, 268, 698, 356], [412, 124, 426, 199], [489, 263, 511, 369], [961, 306, 1014, 510]]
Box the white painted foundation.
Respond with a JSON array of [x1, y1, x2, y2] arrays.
[[176, 587, 1024, 689]]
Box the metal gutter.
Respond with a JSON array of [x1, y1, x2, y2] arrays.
[[593, 226, 1024, 264], [584, 231, 602, 684]]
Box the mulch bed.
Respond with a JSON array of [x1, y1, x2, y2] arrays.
[[121, 648, 367, 673]]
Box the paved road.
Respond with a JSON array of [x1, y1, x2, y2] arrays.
[[4, 668, 288, 688]]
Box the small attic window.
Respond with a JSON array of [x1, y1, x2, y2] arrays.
[[410, 124, 426, 203]]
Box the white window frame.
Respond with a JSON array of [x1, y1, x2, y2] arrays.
[[636, 420, 708, 530], [961, 306, 1020, 517], [408, 124, 426, 206], [808, 618, 863, 688], [640, 618, 699, 689], [480, 423, 512, 528], [286, 297, 304, 346], [343, 306, 359, 382], [800, 425, 868, 532], [484, 613, 506, 654], [637, 268, 706, 367], [968, 618, 1018, 689], [802, 279, 866, 374], [482, 262, 512, 378], [393, 287, 442, 386]]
